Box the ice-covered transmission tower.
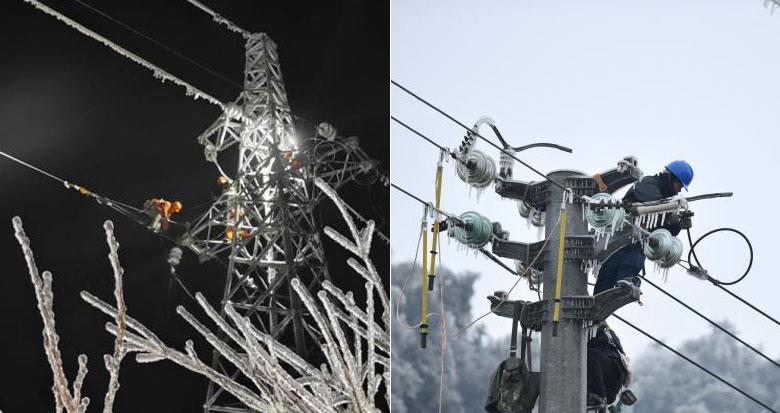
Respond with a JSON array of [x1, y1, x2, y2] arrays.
[[181, 32, 381, 412]]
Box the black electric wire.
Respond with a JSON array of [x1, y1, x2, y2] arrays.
[[391, 116, 455, 158], [396, 179, 775, 411], [391, 80, 575, 196], [612, 314, 778, 413], [478, 247, 519, 276], [639, 274, 780, 371], [687, 227, 753, 285], [713, 283, 780, 330]]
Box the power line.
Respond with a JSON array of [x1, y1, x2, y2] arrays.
[[391, 116, 453, 156], [73, 0, 244, 90], [390, 80, 572, 195], [21, 0, 225, 109], [639, 274, 780, 371], [612, 314, 778, 413], [396, 175, 776, 410], [182, 0, 250, 38], [713, 282, 780, 330]]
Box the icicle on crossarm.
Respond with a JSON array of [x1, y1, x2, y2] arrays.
[[22, 0, 225, 110]]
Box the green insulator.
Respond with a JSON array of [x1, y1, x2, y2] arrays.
[[456, 150, 496, 188], [452, 211, 493, 248], [644, 229, 683, 268], [586, 193, 624, 229], [657, 236, 683, 269]]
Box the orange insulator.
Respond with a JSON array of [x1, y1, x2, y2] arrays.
[[225, 226, 235, 240]]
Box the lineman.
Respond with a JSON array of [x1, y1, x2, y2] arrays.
[[144, 198, 182, 232], [592, 160, 694, 294], [587, 322, 631, 411]]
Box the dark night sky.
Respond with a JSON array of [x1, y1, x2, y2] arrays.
[[0, 1, 388, 411]]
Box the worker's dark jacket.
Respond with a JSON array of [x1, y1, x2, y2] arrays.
[[593, 172, 682, 294], [587, 327, 626, 404], [623, 172, 683, 236]]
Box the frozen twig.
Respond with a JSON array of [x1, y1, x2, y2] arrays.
[[102, 221, 126, 413], [17, 178, 388, 412], [13, 217, 90, 412]]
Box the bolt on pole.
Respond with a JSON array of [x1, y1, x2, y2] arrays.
[[538, 170, 589, 413]]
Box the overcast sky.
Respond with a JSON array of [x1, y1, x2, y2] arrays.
[[391, 0, 780, 370]]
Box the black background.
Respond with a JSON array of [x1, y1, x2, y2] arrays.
[[0, 1, 388, 411]]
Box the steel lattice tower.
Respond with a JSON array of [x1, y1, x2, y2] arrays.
[[181, 32, 381, 412]]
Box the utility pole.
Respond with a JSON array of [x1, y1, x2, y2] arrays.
[[537, 171, 589, 412], [480, 139, 642, 412]]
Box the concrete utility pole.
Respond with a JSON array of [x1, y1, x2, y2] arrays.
[[487, 153, 642, 413], [537, 170, 589, 412]]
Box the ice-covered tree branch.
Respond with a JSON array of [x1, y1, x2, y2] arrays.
[[15, 178, 388, 412]]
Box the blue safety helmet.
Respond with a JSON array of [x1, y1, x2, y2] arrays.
[[665, 160, 693, 190]]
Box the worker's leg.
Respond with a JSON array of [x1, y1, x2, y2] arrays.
[[587, 349, 607, 406], [593, 249, 624, 294], [615, 244, 645, 285], [602, 357, 626, 405]]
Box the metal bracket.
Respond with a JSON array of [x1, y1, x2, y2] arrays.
[[487, 283, 640, 331], [492, 235, 596, 271], [593, 156, 642, 194]]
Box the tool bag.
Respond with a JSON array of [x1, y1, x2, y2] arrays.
[[485, 303, 540, 413]]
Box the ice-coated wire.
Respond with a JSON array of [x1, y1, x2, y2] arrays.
[[391, 116, 456, 158], [390, 183, 466, 226], [613, 314, 778, 413], [21, 0, 225, 109], [73, 0, 243, 90], [391, 81, 576, 197], [182, 0, 251, 38]]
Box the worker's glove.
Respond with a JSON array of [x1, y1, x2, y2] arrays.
[[679, 210, 694, 230]]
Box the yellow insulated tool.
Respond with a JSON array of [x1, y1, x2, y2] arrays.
[[552, 202, 568, 337], [428, 153, 445, 291], [420, 208, 430, 348]]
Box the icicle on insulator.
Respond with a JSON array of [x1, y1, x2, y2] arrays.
[[456, 150, 496, 189], [452, 211, 493, 248], [518, 201, 532, 218], [643, 229, 683, 269], [586, 193, 625, 230]]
